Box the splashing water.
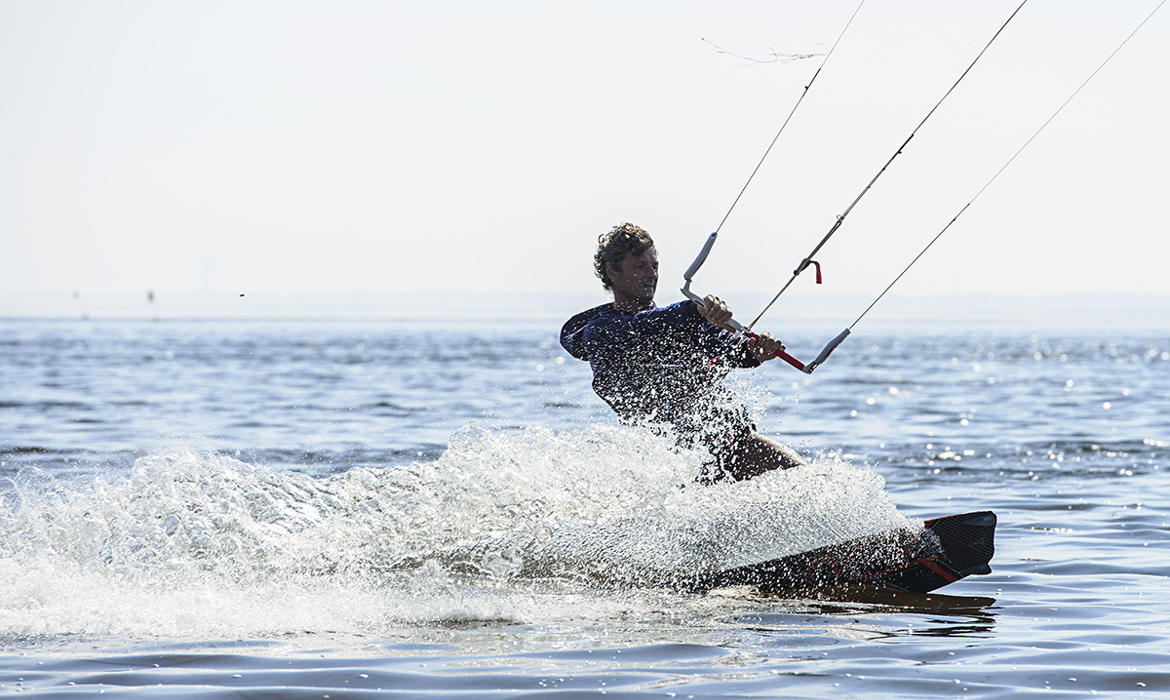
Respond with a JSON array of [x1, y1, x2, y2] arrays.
[[0, 424, 912, 640]]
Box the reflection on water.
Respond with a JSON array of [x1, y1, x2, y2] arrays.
[[1, 319, 1168, 698]]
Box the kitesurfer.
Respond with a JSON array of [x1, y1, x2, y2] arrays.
[[560, 223, 806, 482]]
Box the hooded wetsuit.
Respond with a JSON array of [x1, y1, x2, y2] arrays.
[[560, 300, 760, 468]]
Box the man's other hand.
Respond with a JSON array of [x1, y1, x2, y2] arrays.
[[747, 331, 785, 363]]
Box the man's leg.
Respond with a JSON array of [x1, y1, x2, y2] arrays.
[[724, 432, 806, 480]]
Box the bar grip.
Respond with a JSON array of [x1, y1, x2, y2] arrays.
[[742, 331, 805, 371], [776, 349, 807, 372], [747, 329, 850, 374], [685, 277, 838, 375]]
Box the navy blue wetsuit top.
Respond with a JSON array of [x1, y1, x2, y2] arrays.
[[559, 300, 759, 435]]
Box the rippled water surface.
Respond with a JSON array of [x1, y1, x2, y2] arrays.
[[1, 317, 1168, 698]]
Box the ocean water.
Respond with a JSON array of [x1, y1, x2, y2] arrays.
[[1, 315, 1168, 698]]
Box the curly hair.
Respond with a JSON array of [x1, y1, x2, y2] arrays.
[[594, 223, 655, 292]]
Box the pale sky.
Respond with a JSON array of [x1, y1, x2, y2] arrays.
[[2, 1, 1167, 321]]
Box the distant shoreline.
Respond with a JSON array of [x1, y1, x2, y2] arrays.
[[2, 290, 1167, 332]]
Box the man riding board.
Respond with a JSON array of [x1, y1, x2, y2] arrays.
[[560, 223, 806, 482]]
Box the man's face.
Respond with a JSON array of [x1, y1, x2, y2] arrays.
[[608, 246, 659, 306]]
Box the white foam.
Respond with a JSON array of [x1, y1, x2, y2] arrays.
[[0, 426, 912, 640]]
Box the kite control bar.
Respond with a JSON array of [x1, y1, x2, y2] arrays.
[[681, 232, 851, 374]]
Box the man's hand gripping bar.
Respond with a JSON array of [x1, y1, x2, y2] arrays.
[[682, 232, 851, 375]]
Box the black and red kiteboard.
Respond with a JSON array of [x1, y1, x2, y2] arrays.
[[684, 511, 996, 594]]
